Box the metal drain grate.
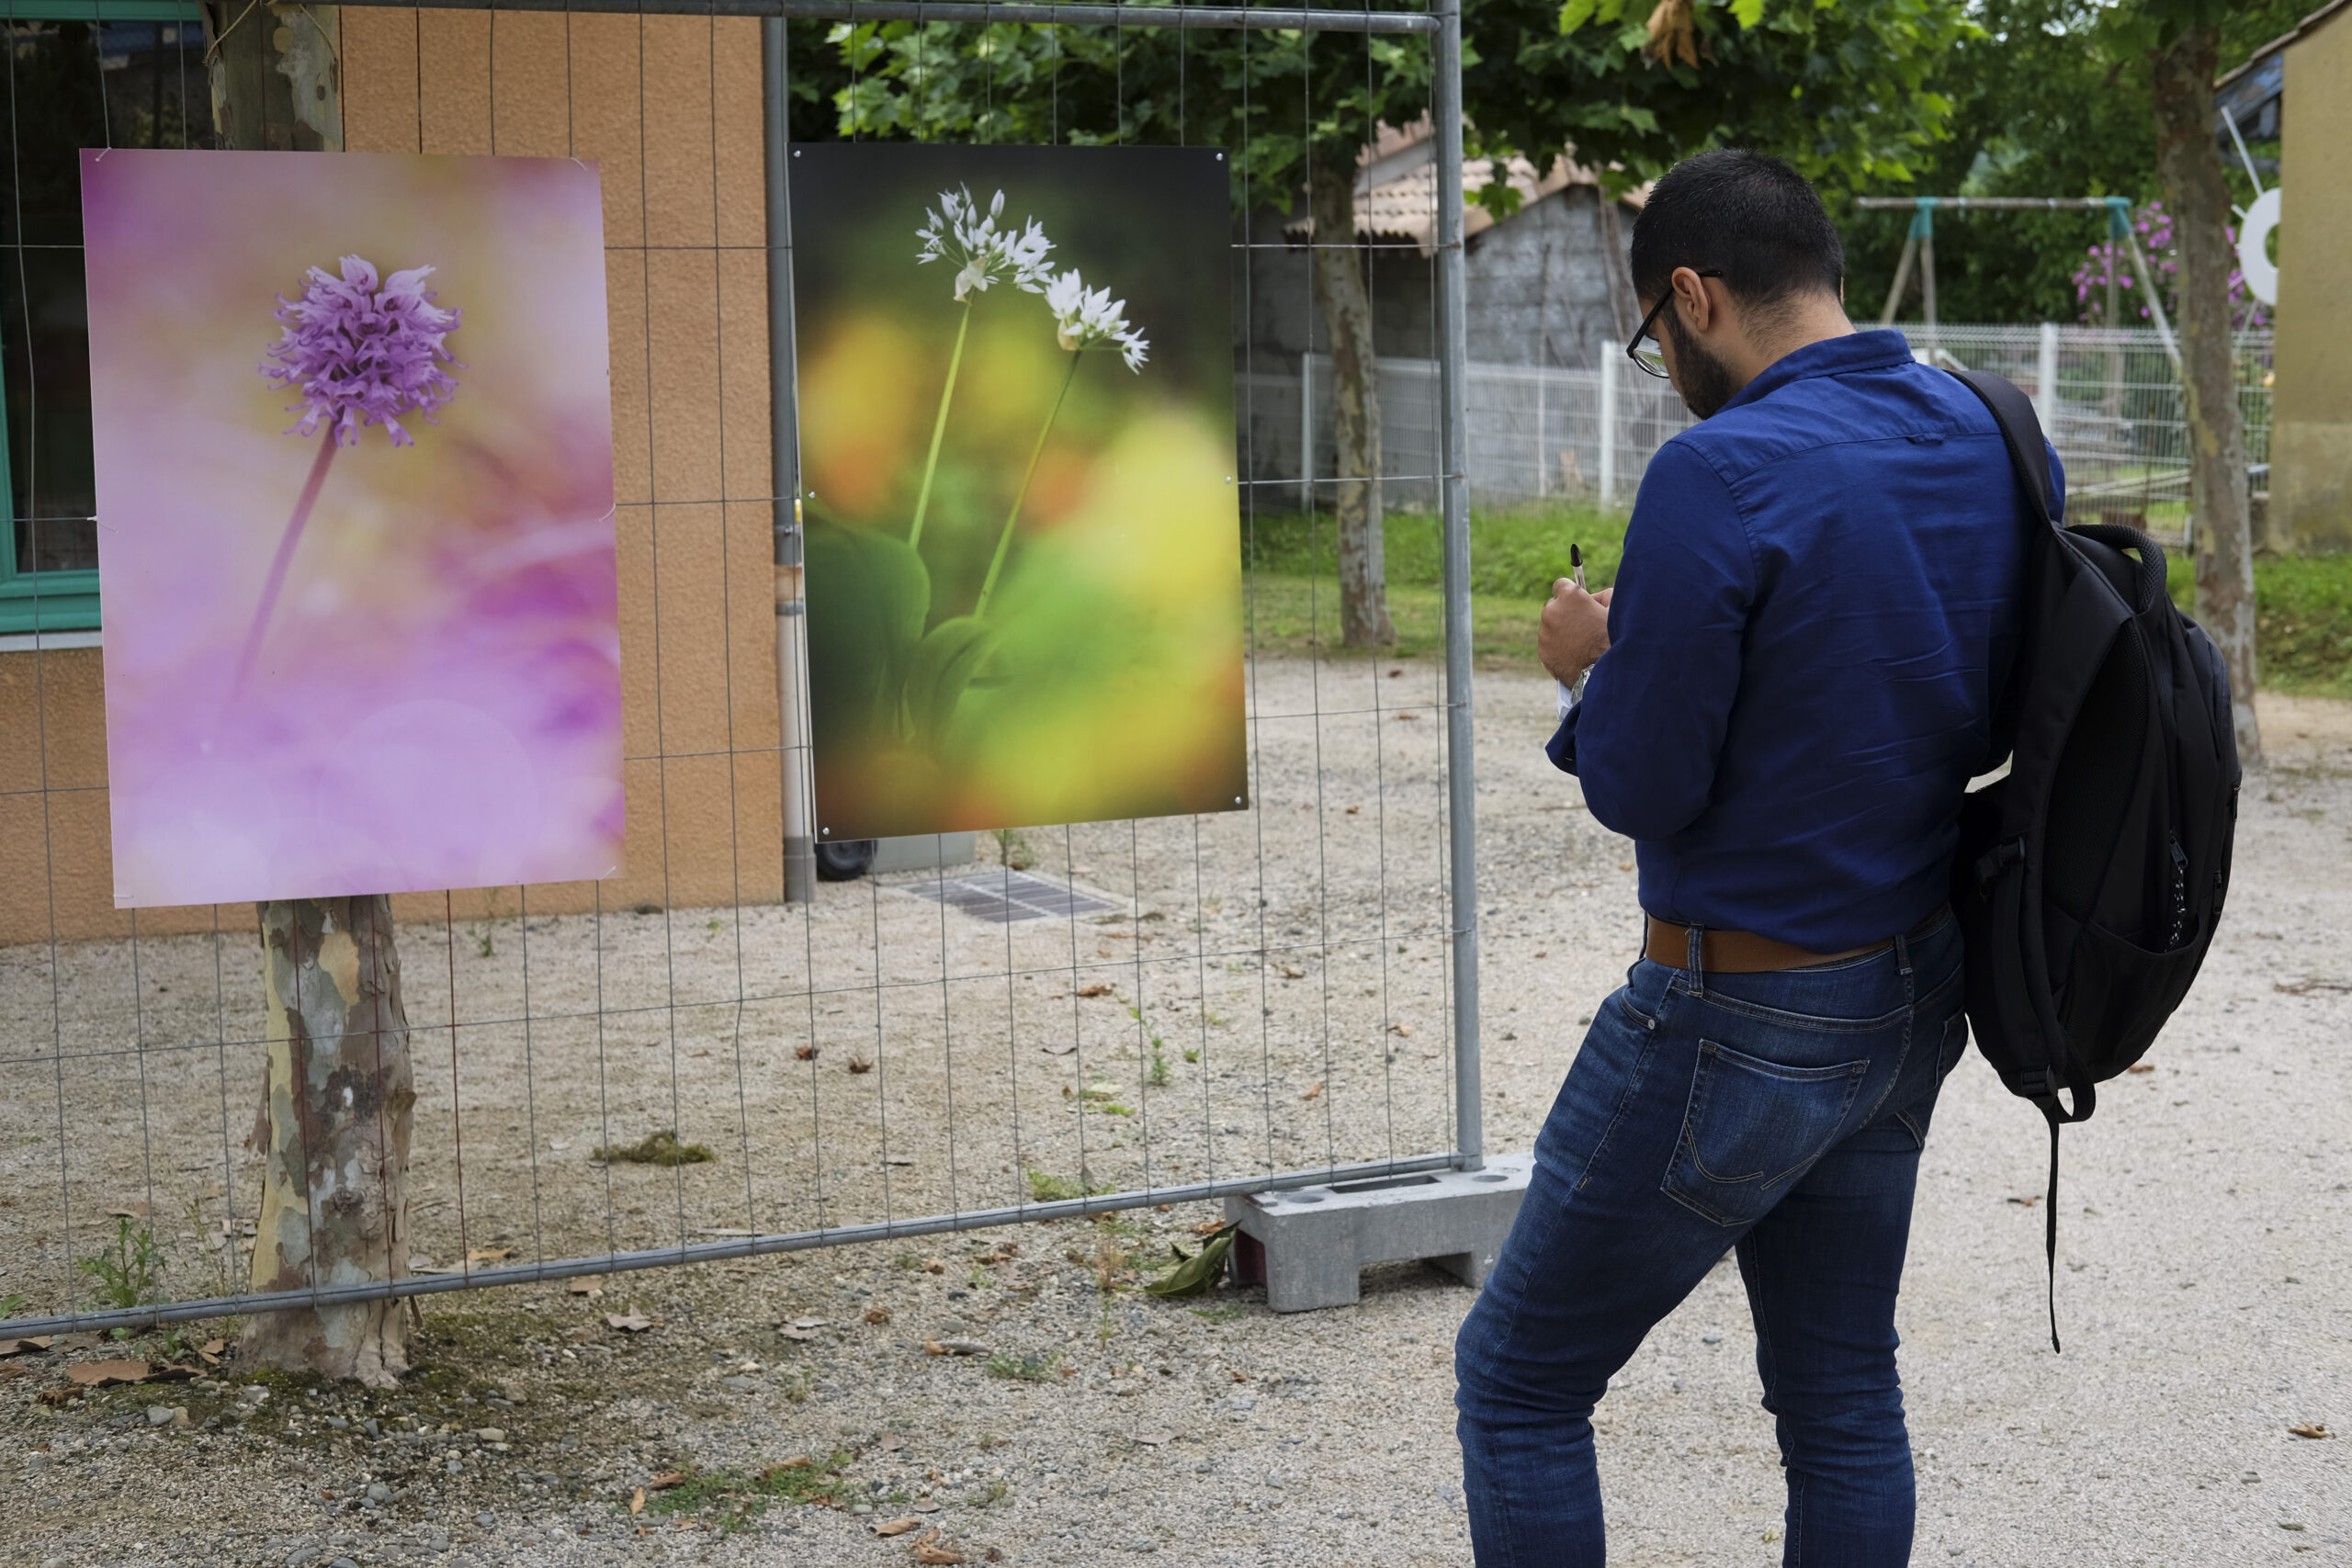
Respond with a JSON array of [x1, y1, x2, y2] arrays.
[[903, 870, 1115, 923]]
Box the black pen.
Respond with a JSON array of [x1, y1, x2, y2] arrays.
[[1569, 544, 1591, 703]]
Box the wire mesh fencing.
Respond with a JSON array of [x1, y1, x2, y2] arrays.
[[0, 0, 1484, 1339], [1244, 324, 2272, 529]]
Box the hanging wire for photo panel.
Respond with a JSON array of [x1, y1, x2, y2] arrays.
[[0, 0, 1474, 1343]]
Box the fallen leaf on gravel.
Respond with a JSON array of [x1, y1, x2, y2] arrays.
[[1618, 862, 1634, 872], [36, 1386, 80, 1406], [2125, 1063, 2155, 1074], [605, 1312, 656, 1333], [67, 1359, 152, 1387], [198, 1338, 224, 1363], [886, 1154, 918, 1166], [568, 1278, 605, 1297], [849, 1055, 875, 1075], [2275, 977, 2352, 996], [876, 1517, 922, 1537], [629, 1488, 646, 1516], [648, 1471, 687, 1490], [1191, 1220, 1230, 1237], [795, 1043, 820, 1061], [1279, 964, 1305, 979], [912, 1529, 967, 1565], [1040, 1041, 1079, 1055], [1230, 1371, 1249, 1383], [936, 1337, 990, 1355], [1387, 1023, 1413, 1038], [2289, 1424, 2331, 1439], [864, 1308, 891, 1325], [923, 1258, 946, 1274], [1300, 1082, 1324, 1101], [2006, 1196, 2039, 1208], [467, 1247, 515, 1264], [1074, 985, 1114, 998], [1345, 805, 1361, 814], [0, 1337, 53, 1356]]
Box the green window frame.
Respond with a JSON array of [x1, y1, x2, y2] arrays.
[[0, 0, 204, 636]]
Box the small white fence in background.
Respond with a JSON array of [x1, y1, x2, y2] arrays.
[[1242, 325, 2275, 536]]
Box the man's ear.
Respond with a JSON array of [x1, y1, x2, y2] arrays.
[[1671, 266, 1713, 334]]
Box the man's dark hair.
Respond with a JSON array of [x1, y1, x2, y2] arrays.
[[1628, 150, 1844, 314]]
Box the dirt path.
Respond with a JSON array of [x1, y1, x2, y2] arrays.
[[0, 666, 2344, 1567]]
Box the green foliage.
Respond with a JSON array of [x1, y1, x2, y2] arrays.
[[815, 0, 1971, 226], [80, 1218, 164, 1312], [594, 1131, 716, 1167], [1483, 0, 1975, 197], [1144, 1224, 1238, 1298], [1148, 1040, 1171, 1089], [1840, 0, 2307, 324]]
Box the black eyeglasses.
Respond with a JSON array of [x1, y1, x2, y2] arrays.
[[1625, 270, 1722, 379]]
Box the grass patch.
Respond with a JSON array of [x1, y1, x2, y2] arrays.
[[1026, 1168, 1105, 1202], [594, 1131, 715, 1167], [1243, 502, 1621, 665], [2169, 553, 2352, 700], [1246, 502, 2352, 696], [642, 1450, 852, 1532]]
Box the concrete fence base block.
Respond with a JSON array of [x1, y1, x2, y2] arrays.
[[1224, 1154, 1533, 1313]]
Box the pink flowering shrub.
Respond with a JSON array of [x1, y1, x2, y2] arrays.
[[2071, 200, 2269, 331]]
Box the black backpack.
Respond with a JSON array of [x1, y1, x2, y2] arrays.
[[1946, 369, 2243, 1350]]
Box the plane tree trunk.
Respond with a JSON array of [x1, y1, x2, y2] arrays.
[[1309, 152, 1396, 649]]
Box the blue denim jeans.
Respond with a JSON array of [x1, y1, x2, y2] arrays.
[[1455, 913, 1966, 1567]]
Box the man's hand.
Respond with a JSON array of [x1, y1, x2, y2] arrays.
[[1539, 581, 1611, 687]]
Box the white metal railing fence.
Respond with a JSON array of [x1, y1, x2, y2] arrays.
[[1246, 326, 2274, 535]]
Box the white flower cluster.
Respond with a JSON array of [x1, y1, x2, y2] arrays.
[[916, 186, 1055, 302], [1043, 267, 1150, 372]]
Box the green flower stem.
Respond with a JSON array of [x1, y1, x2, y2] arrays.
[[975, 350, 1081, 619], [908, 299, 973, 548]]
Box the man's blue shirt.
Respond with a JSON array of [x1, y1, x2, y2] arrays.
[[1546, 329, 2050, 951]]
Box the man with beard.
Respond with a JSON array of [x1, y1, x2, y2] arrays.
[[1453, 150, 2052, 1566]]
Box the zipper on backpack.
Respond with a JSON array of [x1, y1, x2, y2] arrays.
[[2166, 836, 2189, 949]]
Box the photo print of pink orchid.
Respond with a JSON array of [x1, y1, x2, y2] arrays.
[[81, 151, 618, 908], [790, 146, 1245, 840]]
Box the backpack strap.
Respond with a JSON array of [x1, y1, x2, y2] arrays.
[[1947, 368, 2056, 527]]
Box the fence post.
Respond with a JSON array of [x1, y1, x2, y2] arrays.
[[1433, 0, 1482, 1170], [1299, 350, 1316, 511], [763, 17, 816, 903], [1535, 371, 1547, 499], [2036, 321, 2059, 438], [1597, 351, 1618, 507]]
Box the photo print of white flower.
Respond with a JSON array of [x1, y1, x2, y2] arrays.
[[788, 145, 1245, 840]]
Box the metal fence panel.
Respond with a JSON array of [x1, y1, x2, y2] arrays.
[[0, 0, 1480, 1339]]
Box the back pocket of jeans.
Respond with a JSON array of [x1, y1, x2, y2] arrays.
[[1662, 1040, 1870, 1227]]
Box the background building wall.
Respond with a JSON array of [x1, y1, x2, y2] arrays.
[[2269, 9, 2352, 553], [0, 10, 784, 945]]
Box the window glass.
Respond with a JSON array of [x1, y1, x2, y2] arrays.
[[1, 17, 211, 579]]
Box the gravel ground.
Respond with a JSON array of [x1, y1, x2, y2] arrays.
[[0, 667, 2345, 1567]]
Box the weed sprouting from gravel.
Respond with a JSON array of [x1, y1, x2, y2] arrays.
[[593, 1131, 715, 1167], [1148, 1040, 1171, 1088], [643, 1450, 851, 1531], [986, 1349, 1060, 1382], [1027, 1168, 1103, 1202], [81, 1218, 164, 1313]]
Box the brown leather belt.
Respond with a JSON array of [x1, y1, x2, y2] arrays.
[[1644, 912, 1939, 975]]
